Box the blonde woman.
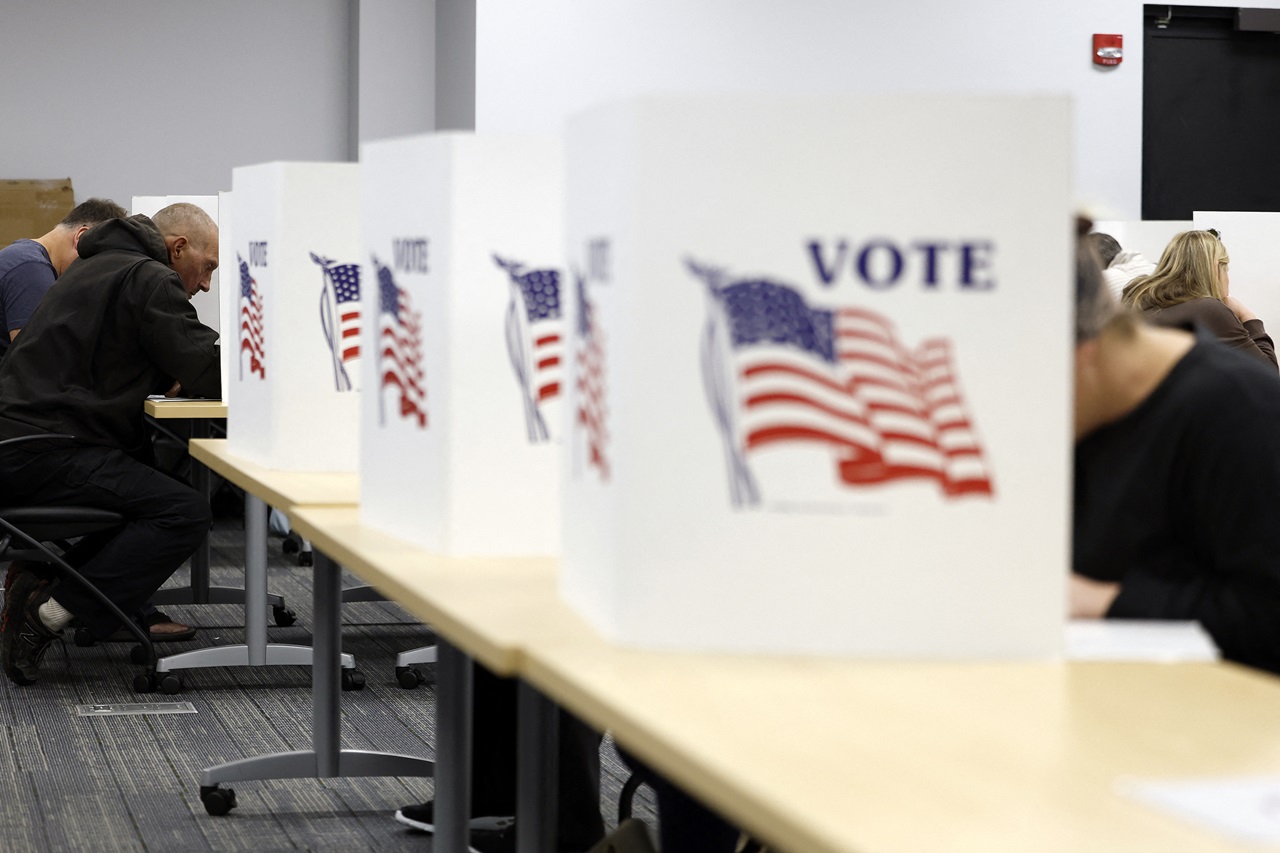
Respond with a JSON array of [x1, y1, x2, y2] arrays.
[[1121, 229, 1276, 369]]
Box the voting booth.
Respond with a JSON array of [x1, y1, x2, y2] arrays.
[[131, 195, 223, 362], [561, 94, 1073, 658], [359, 132, 563, 556], [1192, 211, 1280, 335], [224, 162, 362, 471]]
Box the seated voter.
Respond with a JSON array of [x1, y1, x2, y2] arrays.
[[0, 204, 220, 686], [1072, 235, 1280, 674], [1084, 231, 1156, 300], [0, 198, 127, 358], [0, 197, 196, 643], [1120, 229, 1276, 370]]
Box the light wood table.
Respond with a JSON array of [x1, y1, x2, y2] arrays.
[[523, 648, 1280, 853], [188, 448, 432, 817], [144, 399, 230, 607], [290, 507, 1280, 853], [159, 439, 360, 686]]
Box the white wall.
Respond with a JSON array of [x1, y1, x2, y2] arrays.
[[476, 0, 1280, 220], [358, 0, 437, 143], [0, 0, 354, 206]]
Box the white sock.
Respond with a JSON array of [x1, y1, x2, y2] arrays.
[[37, 597, 73, 632]]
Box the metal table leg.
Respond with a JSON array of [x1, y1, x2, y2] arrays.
[[435, 638, 474, 853], [199, 550, 432, 797], [517, 681, 559, 853]]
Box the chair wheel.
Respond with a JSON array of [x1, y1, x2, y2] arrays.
[[73, 627, 97, 647], [341, 669, 366, 691], [297, 551, 313, 567], [160, 673, 184, 695], [130, 643, 151, 665], [396, 666, 423, 689], [200, 785, 237, 816], [133, 672, 157, 693], [282, 536, 299, 555], [272, 606, 296, 627]]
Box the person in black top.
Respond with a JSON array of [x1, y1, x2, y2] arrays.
[[1072, 235, 1280, 674], [0, 205, 220, 685]]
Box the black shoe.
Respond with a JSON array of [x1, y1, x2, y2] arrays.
[[393, 799, 514, 834], [1, 576, 60, 686]]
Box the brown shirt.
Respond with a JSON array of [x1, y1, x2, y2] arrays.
[[1144, 297, 1277, 370]]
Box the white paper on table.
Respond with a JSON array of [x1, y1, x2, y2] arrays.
[[1065, 620, 1220, 662], [1118, 776, 1280, 844]]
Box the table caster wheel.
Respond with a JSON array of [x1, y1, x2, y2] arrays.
[[396, 666, 423, 689], [200, 785, 237, 816], [133, 672, 157, 693], [341, 669, 366, 691], [73, 627, 97, 647], [160, 673, 184, 695], [272, 605, 296, 627]]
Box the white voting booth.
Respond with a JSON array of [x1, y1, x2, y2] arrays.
[[359, 133, 563, 556], [223, 162, 362, 471], [561, 94, 1073, 658], [1192, 211, 1280, 335], [131, 195, 224, 396]]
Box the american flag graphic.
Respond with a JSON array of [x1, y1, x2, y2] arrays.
[[238, 254, 265, 380], [493, 255, 562, 443], [691, 260, 994, 507], [312, 253, 361, 392], [573, 271, 608, 482], [373, 256, 426, 429]]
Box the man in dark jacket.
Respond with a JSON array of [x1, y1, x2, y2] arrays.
[[0, 205, 221, 685]]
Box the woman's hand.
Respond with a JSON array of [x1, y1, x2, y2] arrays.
[[1225, 296, 1259, 323]]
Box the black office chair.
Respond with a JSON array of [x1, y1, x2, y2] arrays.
[[0, 434, 160, 691]]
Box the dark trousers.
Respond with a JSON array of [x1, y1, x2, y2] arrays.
[[0, 440, 210, 637], [472, 664, 606, 851]]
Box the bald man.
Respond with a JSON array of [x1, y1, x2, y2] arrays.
[[0, 198, 128, 358], [0, 205, 221, 685]]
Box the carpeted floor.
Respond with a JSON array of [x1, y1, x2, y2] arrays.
[[0, 513, 654, 852]]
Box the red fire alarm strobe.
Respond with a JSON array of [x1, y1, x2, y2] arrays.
[[1094, 33, 1123, 66]]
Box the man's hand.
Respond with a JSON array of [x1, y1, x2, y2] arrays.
[[1069, 573, 1121, 618], [164, 381, 182, 398]]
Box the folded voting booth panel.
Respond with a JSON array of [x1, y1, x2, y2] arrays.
[[225, 162, 362, 471], [1192, 211, 1280, 335], [561, 94, 1073, 658], [360, 133, 563, 556], [131, 195, 223, 347]]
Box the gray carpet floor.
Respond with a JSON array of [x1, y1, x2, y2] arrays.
[[0, 513, 654, 852]]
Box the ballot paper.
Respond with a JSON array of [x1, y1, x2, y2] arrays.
[[1119, 776, 1280, 844], [1065, 620, 1220, 662]]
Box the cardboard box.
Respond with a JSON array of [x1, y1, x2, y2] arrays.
[[0, 179, 74, 246]]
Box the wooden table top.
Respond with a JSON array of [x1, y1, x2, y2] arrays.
[[285, 506, 591, 676], [188, 439, 358, 511], [282, 505, 1280, 853], [523, 643, 1280, 853], [144, 398, 228, 419]]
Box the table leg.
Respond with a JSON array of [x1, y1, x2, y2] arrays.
[[435, 639, 474, 853], [314, 551, 341, 776], [517, 681, 559, 853]]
